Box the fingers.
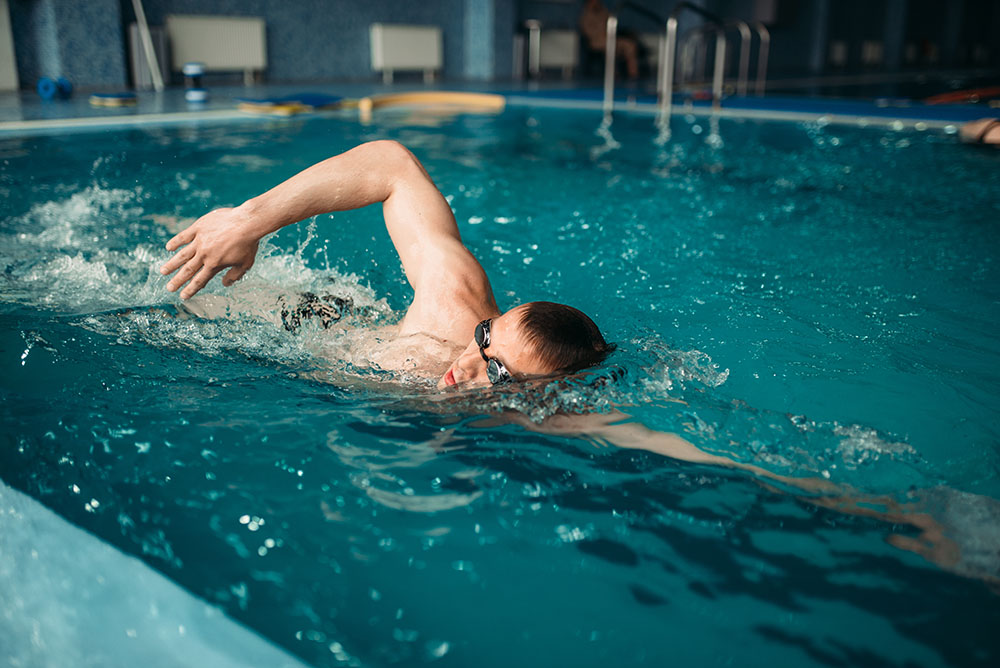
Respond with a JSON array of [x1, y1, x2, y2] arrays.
[[887, 534, 930, 558], [165, 259, 202, 293], [180, 264, 219, 300], [222, 265, 248, 287], [159, 245, 196, 276], [165, 225, 197, 251]]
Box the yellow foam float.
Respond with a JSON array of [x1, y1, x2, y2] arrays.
[[357, 91, 505, 122], [89, 93, 138, 107], [237, 101, 311, 116]]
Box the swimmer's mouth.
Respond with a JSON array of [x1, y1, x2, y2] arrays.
[[444, 369, 456, 386]]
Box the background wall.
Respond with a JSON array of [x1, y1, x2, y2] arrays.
[[10, 0, 126, 88], [125, 0, 471, 82], [4, 0, 999, 90]]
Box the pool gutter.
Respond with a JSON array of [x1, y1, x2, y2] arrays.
[[1, 88, 994, 135]]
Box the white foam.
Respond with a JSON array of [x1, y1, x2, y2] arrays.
[[833, 424, 917, 470]]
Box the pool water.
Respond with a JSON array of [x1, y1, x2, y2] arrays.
[[2, 106, 999, 666]]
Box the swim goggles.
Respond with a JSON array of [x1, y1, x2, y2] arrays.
[[475, 319, 513, 385]]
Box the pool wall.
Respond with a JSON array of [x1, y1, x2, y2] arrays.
[[0, 480, 310, 668], [8, 0, 517, 87], [6, 1, 1000, 90]]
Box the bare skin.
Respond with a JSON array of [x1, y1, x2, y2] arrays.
[[160, 140, 555, 389], [160, 141, 998, 587], [579, 0, 641, 80], [959, 118, 1000, 145]]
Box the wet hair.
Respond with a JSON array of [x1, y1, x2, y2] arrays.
[[517, 301, 615, 374]]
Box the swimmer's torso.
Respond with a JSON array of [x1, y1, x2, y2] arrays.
[[336, 325, 462, 379], [180, 291, 464, 380]]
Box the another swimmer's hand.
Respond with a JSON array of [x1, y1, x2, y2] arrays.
[[159, 207, 260, 299]]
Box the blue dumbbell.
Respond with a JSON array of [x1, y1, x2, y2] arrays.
[[37, 77, 73, 100], [37, 77, 57, 100], [56, 77, 73, 99]]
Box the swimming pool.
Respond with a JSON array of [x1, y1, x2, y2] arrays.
[[2, 105, 999, 666]]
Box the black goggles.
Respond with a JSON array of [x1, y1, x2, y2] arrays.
[[474, 319, 513, 385]]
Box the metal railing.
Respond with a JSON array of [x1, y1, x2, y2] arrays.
[[603, 1, 726, 119], [752, 21, 770, 96], [659, 2, 726, 120], [678, 20, 750, 95], [678, 19, 770, 97], [602, 2, 770, 122], [602, 1, 681, 116]]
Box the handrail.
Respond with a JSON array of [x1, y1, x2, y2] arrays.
[[524, 20, 542, 79], [660, 2, 727, 120], [602, 13, 619, 117], [678, 19, 752, 96], [602, 1, 666, 117], [602, 0, 726, 119], [752, 21, 770, 96]]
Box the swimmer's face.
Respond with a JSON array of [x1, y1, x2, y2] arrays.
[[439, 306, 550, 389]]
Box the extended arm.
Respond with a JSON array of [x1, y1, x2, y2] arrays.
[[508, 409, 839, 493], [160, 140, 485, 300], [504, 409, 994, 583]]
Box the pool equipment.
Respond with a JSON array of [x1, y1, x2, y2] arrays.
[[182, 62, 208, 103], [926, 86, 1000, 105], [89, 92, 138, 107], [356, 91, 505, 122], [36, 77, 73, 100], [237, 93, 344, 116], [677, 19, 770, 97]]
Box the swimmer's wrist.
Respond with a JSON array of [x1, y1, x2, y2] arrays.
[[235, 197, 281, 239]]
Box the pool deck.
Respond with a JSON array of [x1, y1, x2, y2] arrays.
[[1, 80, 997, 135]]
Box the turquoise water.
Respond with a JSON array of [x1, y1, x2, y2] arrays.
[[2, 107, 999, 666]]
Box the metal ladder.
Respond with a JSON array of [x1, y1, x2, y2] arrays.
[[678, 20, 770, 97], [602, 1, 769, 122]]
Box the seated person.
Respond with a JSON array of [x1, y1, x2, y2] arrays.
[[579, 0, 641, 80]]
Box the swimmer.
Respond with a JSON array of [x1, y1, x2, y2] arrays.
[[159, 141, 1000, 587], [959, 118, 1000, 146], [159, 140, 614, 389]]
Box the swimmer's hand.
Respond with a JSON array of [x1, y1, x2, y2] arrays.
[[159, 207, 260, 299]]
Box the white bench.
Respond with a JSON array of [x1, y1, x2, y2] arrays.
[[370, 23, 443, 83], [165, 15, 267, 85]]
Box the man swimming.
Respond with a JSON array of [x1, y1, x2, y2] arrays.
[[158, 141, 1000, 586], [159, 140, 614, 389]]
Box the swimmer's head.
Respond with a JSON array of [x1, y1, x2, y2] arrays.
[[440, 301, 614, 388]]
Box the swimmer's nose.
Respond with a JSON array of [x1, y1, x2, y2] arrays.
[[454, 346, 487, 385]]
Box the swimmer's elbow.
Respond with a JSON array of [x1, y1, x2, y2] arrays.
[[362, 140, 422, 177]]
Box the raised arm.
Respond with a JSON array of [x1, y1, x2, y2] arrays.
[[160, 140, 485, 301]]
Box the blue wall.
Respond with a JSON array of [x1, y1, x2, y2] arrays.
[[9, 0, 517, 88], [11, 0, 126, 88], [129, 0, 472, 82], [7, 0, 999, 89], [130, 0, 520, 84]]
